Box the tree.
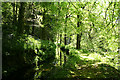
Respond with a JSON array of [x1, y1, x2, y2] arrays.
[[76, 14, 82, 49], [17, 2, 25, 34]]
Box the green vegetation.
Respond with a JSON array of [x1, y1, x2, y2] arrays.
[[2, 1, 120, 80]]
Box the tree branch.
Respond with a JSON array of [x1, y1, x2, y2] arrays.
[[105, 2, 112, 20]]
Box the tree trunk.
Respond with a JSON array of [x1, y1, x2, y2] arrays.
[[58, 3, 62, 66], [88, 26, 94, 52], [64, 15, 68, 66], [15, 2, 17, 22], [32, 3, 35, 36], [32, 25, 34, 36], [64, 29, 67, 65], [41, 9, 46, 40], [77, 34, 80, 49], [117, 11, 120, 70], [76, 15, 82, 49], [57, 34, 59, 56], [60, 34, 62, 66], [17, 2, 25, 34], [12, 3, 15, 25], [25, 3, 32, 35]]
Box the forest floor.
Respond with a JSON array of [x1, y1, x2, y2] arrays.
[[35, 51, 120, 80]]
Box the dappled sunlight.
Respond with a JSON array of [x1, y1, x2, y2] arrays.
[[2, 2, 119, 80]]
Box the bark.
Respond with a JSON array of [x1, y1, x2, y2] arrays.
[[41, 9, 46, 40], [15, 2, 17, 22], [64, 15, 68, 66], [58, 3, 62, 66], [32, 3, 35, 36], [25, 3, 32, 34], [57, 34, 59, 56], [88, 27, 94, 52], [60, 34, 62, 66], [12, 3, 15, 25], [17, 2, 25, 34], [64, 34, 67, 65], [118, 11, 120, 54], [76, 15, 82, 49], [12, 2, 17, 26], [77, 33, 82, 49]]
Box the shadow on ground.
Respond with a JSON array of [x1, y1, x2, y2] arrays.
[[36, 54, 120, 80]]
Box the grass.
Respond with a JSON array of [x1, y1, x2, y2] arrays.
[[34, 50, 120, 79]]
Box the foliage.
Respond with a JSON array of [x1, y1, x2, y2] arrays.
[[2, 2, 119, 79]]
